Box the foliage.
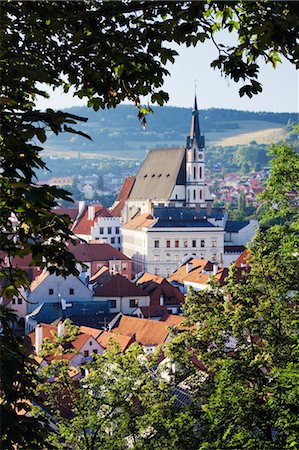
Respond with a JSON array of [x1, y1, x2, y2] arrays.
[[1, 2, 299, 447], [0, 306, 50, 449], [37, 332, 199, 450], [168, 142, 299, 449]]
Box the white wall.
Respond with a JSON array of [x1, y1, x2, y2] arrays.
[[93, 295, 150, 315]]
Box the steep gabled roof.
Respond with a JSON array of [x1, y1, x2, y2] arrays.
[[110, 176, 136, 217], [94, 273, 147, 297], [128, 147, 185, 201], [68, 242, 129, 263], [89, 266, 112, 284]]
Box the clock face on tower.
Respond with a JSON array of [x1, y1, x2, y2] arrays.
[[198, 153, 203, 160]]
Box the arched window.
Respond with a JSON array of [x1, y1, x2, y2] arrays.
[[199, 189, 203, 200], [199, 166, 202, 179], [193, 148, 196, 160], [193, 189, 196, 200], [193, 166, 196, 179]]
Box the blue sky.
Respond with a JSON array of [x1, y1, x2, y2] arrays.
[[36, 36, 298, 113]]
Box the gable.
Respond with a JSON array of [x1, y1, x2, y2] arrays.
[[129, 147, 185, 201]]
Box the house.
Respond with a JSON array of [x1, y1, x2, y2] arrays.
[[223, 220, 258, 266], [27, 322, 104, 367], [122, 207, 224, 277], [68, 241, 132, 280], [135, 272, 184, 314], [168, 257, 228, 293], [123, 96, 212, 223], [27, 271, 93, 314], [93, 273, 150, 315], [72, 202, 121, 250], [110, 314, 185, 353]]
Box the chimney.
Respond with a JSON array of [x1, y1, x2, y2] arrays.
[[213, 264, 218, 276], [78, 200, 85, 217], [186, 261, 193, 273], [88, 205, 95, 220], [35, 324, 43, 355], [58, 322, 65, 337], [160, 295, 164, 306]]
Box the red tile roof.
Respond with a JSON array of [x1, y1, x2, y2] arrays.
[[235, 249, 250, 268], [110, 176, 135, 217], [53, 206, 79, 221], [94, 273, 147, 297], [112, 316, 173, 346], [97, 330, 134, 352], [72, 204, 112, 235], [68, 242, 129, 263]]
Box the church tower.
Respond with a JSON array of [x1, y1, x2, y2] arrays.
[[185, 96, 207, 207]]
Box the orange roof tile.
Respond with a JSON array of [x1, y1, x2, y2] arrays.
[[112, 315, 176, 346], [123, 213, 157, 231], [168, 259, 211, 284], [97, 330, 134, 352], [79, 326, 102, 339]]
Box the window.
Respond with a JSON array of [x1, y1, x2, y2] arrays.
[[212, 253, 217, 261], [184, 240, 188, 248], [49, 288, 54, 295], [93, 349, 98, 354], [69, 288, 74, 295], [115, 227, 120, 234], [154, 268, 160, 275], [154, 254, 160, 262], [193, 189, 196, 200], [109, 299, 116, 309], [12, 298, 16, 305], [166, 240, 171, 248], [17, 298, 22, 305], [166, 268, 171, 277], [118, 237, 121, 244], [200, 239, 205, 248], [84, 350, 89, 357], [154, 240, 159, 248], [166, 253, 171, 261], [111, 237, 115, 244], [199, 189, 203, 200], [212, 240, 217, 248], [89, 341, 93, 346], [192, 239, 196, 248], [99, 227, 104, 234], [175, 240, 179, 248], [130, 299, 138, 308], [175, 254, 179, 261], [193, 148, 196, 160], [107, 227, 112, 234], [193, 166, 196, 179], [199, 166, 203, 178]]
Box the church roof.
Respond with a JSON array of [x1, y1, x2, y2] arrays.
[[128, 147, 185, 201], [187, 95, 205, 149]]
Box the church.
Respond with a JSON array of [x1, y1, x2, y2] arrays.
[[123, 96, 213, 223]]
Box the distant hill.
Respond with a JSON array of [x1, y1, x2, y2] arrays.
[[44, 105, 297, 159]]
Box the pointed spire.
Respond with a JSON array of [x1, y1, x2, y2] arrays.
[[190, 95, 202, 147]]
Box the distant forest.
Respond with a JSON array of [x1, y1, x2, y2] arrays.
[[44, 105, 297, 157]]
